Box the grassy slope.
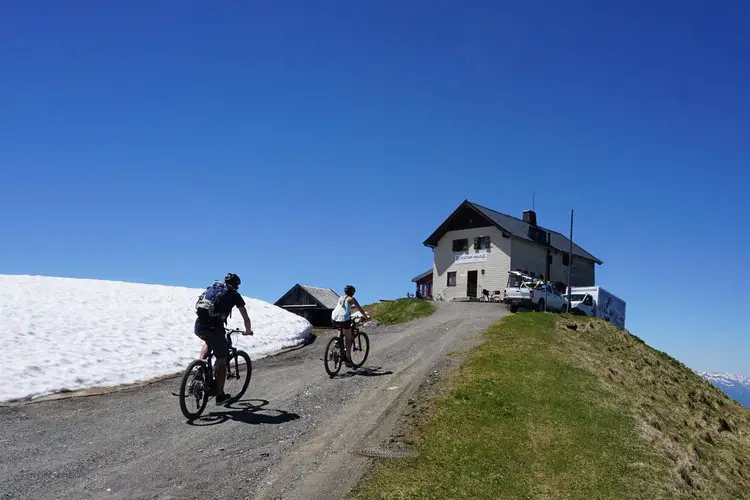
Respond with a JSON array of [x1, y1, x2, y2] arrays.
[[353, 313, 750, 499], [366, 298, 436, 326]]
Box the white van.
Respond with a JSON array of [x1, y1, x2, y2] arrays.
[[566, 286, 626, 329]]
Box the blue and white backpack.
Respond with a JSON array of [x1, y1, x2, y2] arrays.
[[195, 280, 234, 322]]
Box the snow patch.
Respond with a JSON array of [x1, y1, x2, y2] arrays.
[[0, 275, 312, 402]]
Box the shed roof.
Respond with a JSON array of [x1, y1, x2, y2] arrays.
[[298, 285, 340, 309], [411, 269, 433, 282], [423, 200, 602, 265], [274, 284, 341, 310]]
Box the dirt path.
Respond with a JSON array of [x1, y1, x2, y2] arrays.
[[0, 302, 508, 500]]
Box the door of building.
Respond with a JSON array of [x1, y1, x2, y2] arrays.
[[467, 270, 478, 298]]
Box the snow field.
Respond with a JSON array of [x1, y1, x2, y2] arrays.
[[0, 275, 313, 402]]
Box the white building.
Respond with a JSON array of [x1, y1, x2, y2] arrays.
[[422, 200, 602, 301]]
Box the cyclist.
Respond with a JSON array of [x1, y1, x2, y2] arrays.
[[331, 284, 369, 367], [194, 272, 254, 405]]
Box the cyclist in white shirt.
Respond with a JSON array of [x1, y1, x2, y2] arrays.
[[331, 285, 369, 367]]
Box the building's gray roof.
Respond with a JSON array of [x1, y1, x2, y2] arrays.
[[299, 285, 340, 309], [411, 269, 433, 282], [423, 200, 603, 265]]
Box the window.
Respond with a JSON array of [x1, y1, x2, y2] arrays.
[[563, 253, 570, 266], [473, 236, 491, 250], [583, 295, 593, 306], [447, 272, 457, 287], [452, 239, 468, 252]]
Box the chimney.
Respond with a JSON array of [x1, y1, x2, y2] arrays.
[[523, 210, 537, 226]]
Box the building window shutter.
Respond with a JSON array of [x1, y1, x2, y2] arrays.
[[473, 237, 480, 250]]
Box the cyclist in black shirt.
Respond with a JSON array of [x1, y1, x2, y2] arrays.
[[194, 272, 253, 405]]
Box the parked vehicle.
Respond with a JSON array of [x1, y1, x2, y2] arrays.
[[567, 291, 595, 316], [503, 271, 568, 313], [566, 286, 626, 329]]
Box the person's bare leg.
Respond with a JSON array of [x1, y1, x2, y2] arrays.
[[343, 327, 353, 362], [200, 342, 209, 359]]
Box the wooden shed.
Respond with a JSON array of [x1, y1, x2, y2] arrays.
[[274, 284, 341, 327]]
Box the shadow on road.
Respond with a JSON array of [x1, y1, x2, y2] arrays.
[[187, 399, 301, 427], [338, 366, 394, 378]]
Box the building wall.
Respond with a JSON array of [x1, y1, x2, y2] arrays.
[[432, 226, 511, 300], [570, 255, 595, 286], [510, 238, 596, 287]]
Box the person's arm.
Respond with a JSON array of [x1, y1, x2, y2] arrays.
[[237, 305, 253, 335], [349, 297, 369, 321], [234, 292, 253, 335]]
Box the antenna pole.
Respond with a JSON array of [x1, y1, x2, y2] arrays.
[[566, 209, 574, 307]]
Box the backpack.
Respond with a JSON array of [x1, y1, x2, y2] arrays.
[[331, 296, 351, 322], [195, 280, 234, 323]]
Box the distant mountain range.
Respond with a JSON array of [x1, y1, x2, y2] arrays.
[[699, 372, 750, 408]]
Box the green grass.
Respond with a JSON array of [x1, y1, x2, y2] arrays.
[[368, 298, 436, 325], [353, 313, 750, 499]]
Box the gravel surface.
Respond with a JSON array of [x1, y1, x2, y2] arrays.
[[0, 302, 508, 500]]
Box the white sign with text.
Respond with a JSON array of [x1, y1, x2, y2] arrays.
[[454, 252, 488, 264]]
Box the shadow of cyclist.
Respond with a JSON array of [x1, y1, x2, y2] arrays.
[[187, 399, 301, 427], [338, 366, 394, 379]]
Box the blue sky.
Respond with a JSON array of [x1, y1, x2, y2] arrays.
[[1, 1, 748, 376]]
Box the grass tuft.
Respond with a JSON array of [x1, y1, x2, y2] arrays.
[[367, 298, 436, 326]]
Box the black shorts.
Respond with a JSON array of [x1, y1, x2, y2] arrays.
[[194, 319, 229, 358], [332, 319, 352, 329]]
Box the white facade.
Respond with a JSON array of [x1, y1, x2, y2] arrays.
[[432, 226, 511, 301], [431, 227, 596, 301]]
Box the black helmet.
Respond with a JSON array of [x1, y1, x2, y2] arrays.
[[224, 273, 241, 289], [344, 284, 355, 296]]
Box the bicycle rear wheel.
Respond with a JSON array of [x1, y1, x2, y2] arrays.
[[179, 360, 209, 420], [350, 331, 370, 368], [324, 337, 343, 377], [225, 350, 252, 403]]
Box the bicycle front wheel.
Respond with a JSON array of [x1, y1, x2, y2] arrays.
[[179, 360, 209, 420], [350, 331, 370, 368], [324, 337, 342, 377], [225, 350, 252, 403]]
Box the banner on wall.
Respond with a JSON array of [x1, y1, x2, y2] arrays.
[[454, 252, 488, 264]]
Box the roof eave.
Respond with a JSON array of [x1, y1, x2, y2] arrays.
[[422, 200, 509, 247]]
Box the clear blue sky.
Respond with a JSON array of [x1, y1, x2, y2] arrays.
[[2, 1, 748, 376]]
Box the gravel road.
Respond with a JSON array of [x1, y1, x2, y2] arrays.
[[0, 302, 508, 500]]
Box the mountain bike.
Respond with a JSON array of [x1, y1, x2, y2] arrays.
[[324, 317, 370, 377], [178, 328, 252, 420], [480, 288, 503, 302]]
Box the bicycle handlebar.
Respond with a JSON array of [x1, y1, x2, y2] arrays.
[[226, 328, 252, 336]]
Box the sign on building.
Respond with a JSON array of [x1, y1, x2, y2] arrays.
[[454, 252, 488, 264]]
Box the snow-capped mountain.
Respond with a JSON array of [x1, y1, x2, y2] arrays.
[[699, 372, 750, 408]]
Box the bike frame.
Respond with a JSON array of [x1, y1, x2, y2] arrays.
[[201, 328, 243, 388]]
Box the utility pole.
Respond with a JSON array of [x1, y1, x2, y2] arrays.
[[566, 209, 574, 307]]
